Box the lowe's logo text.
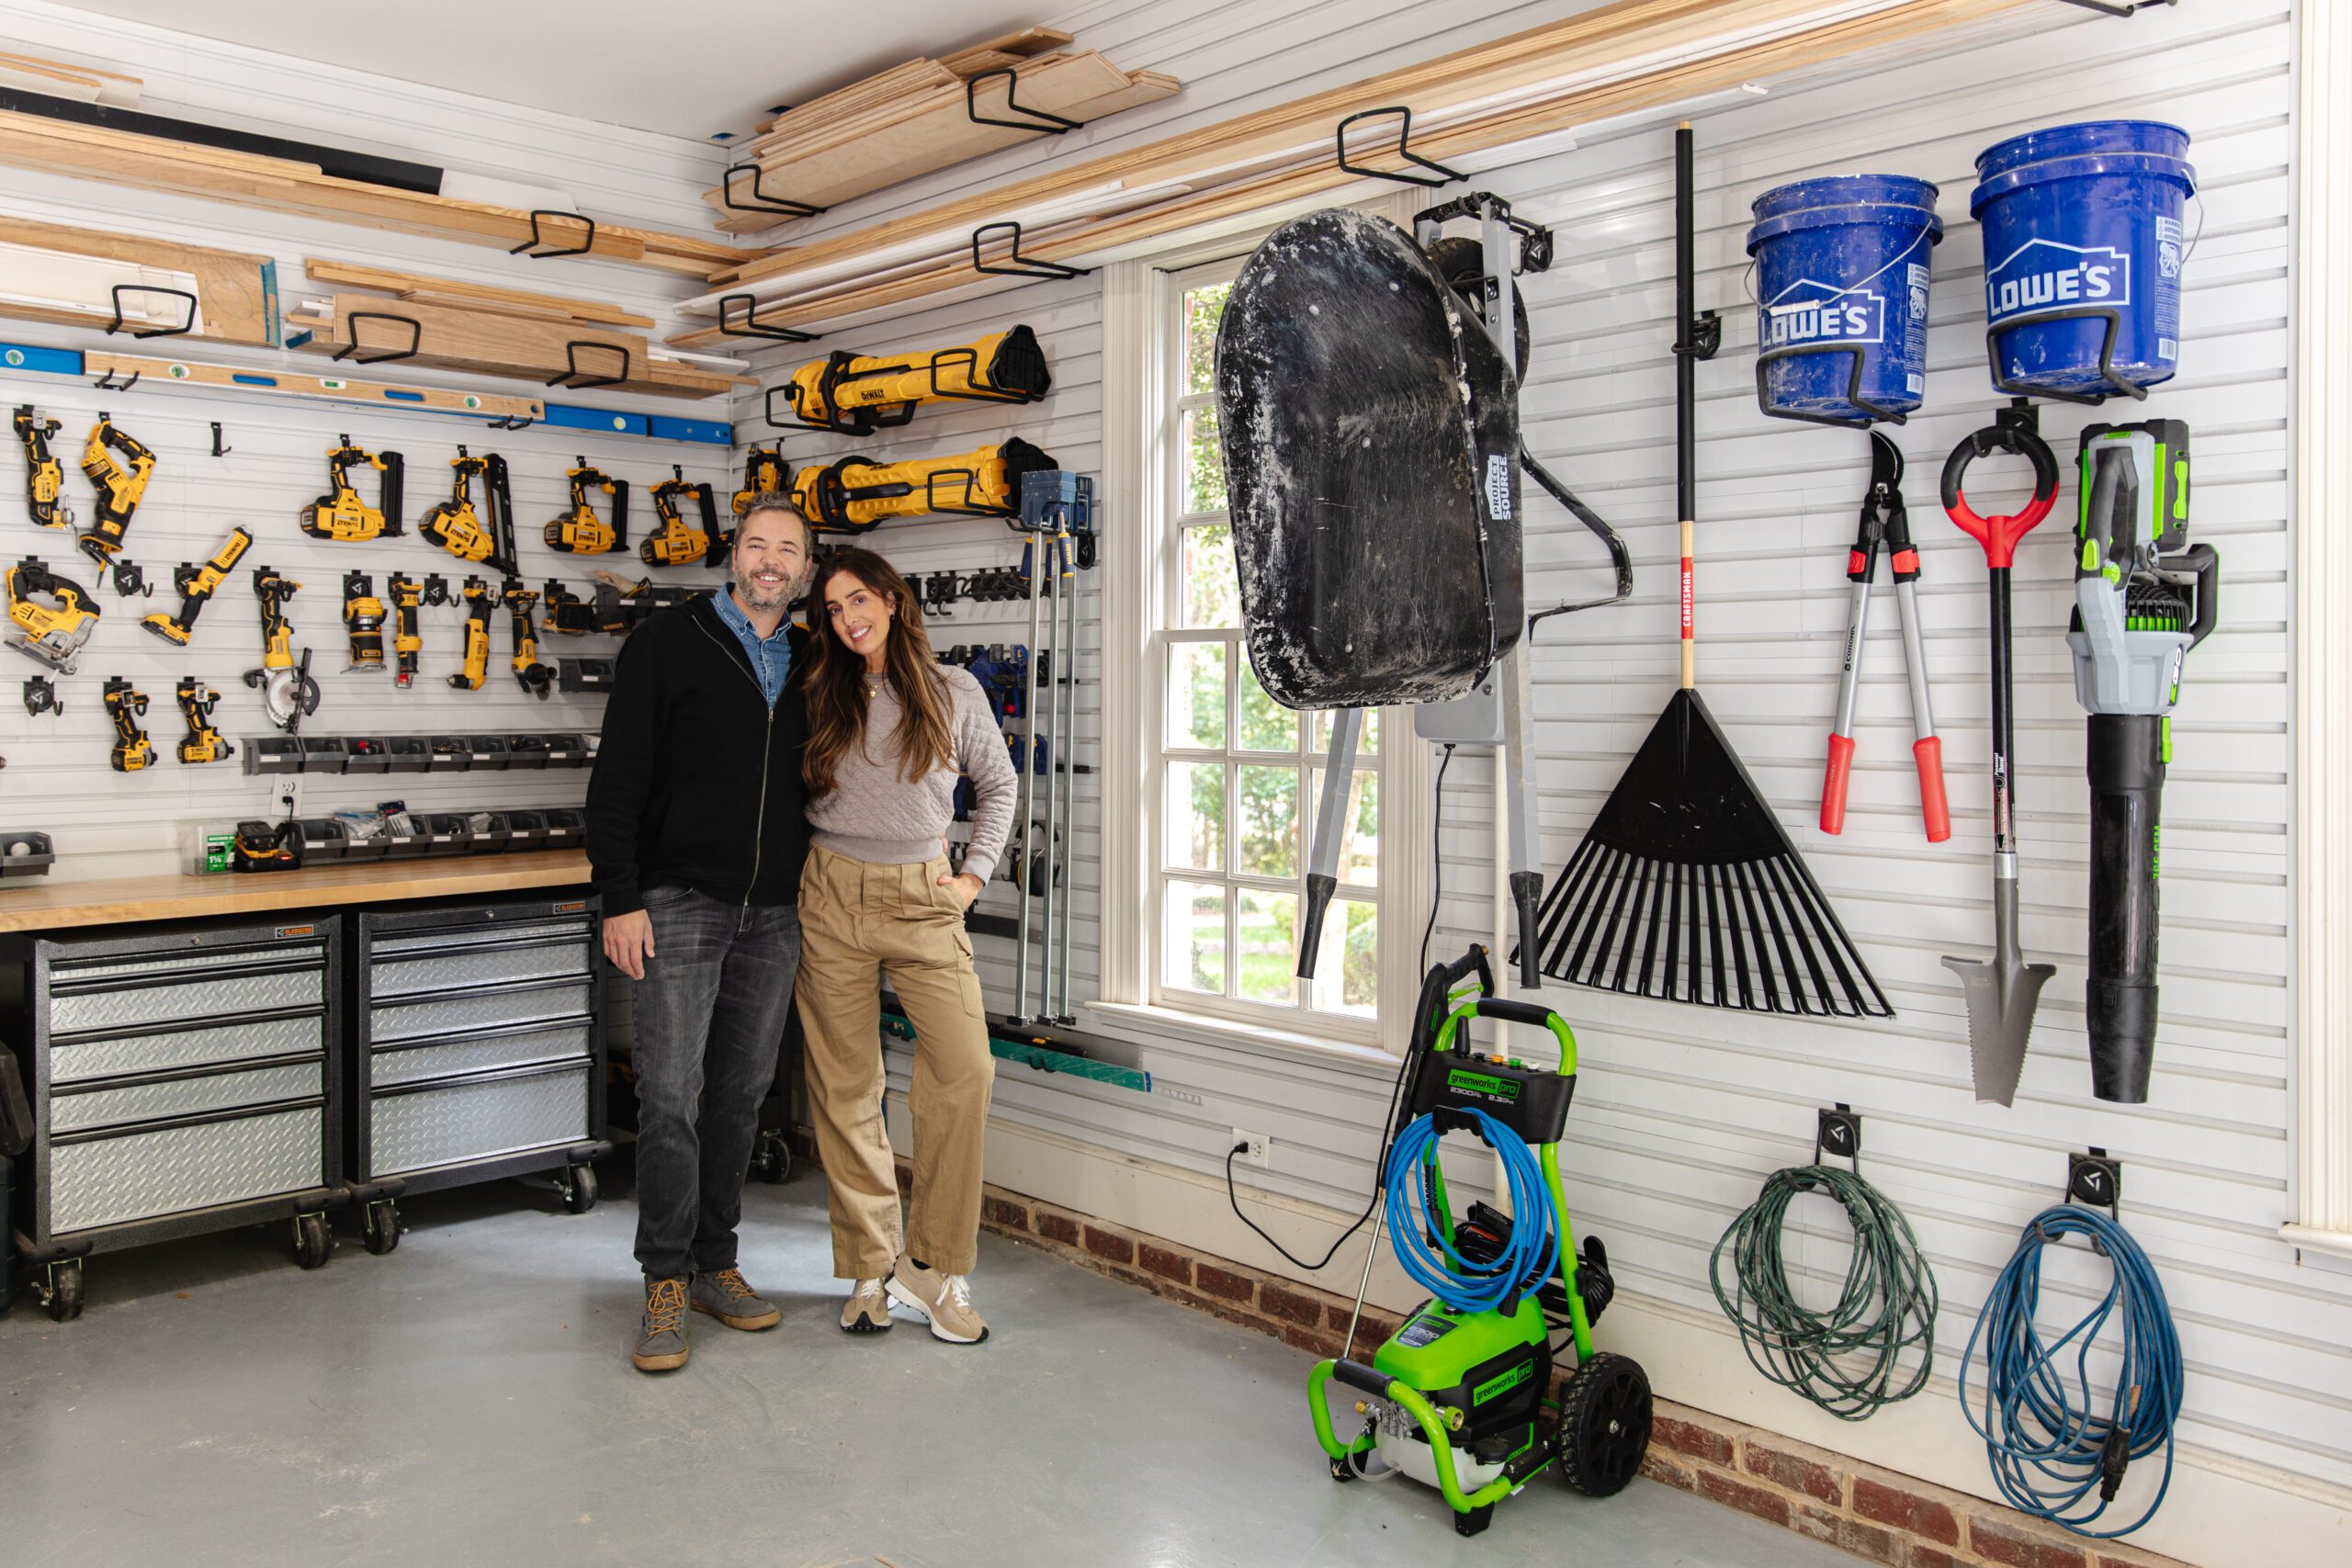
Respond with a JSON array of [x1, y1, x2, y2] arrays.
[[1762, 278, 1884, 347], [1985, 239, 2131, 322]]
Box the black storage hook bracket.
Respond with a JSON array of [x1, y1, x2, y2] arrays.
[[334, 310, 423, 366], [971, 220, 1091, 280], [1337, 106, 1464, 188], [719, 293, 820, 344], [509, 209, 596, 260], [966, 67, 1080, 134], [107, 283, 198, 339], [720, 164, 828, 220]]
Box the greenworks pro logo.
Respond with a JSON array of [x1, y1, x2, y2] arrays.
[[1447, 1068, 1521, 1101], [1474, 1362, 1533, 1404]]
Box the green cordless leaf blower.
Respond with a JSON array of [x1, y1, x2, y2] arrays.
[[2067, 420, 2217, 1103]]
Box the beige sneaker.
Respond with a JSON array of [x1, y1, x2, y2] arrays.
[[888, 1258, 988, 1344], [841, 1277, 891, 1334]]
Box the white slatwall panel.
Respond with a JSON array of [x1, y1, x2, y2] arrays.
[[0, 0, 733, 881]]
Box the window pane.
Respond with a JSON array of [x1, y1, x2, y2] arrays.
[[1237, 887, 1298, 1005], [1235, 764, 1299, 878], [1308, 899, 1380, 1017], [1237, 659, 1298, 752], [1184, 283, 1232, 397], [1164, 880, 1227, 995], [1315, 706, 1380, 755], [1310, 769, 1376, 887], [1165, 761, 1227, 873], [1182, 403, 1228, 514], [1166, 641, 1227, 749], [1181, 524, 1238, 629]]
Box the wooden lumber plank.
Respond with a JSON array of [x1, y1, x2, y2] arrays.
[[300, 256, 655, 328], [942, 27, 1072, 73], [62, 346, 547, 421], [0, 851, 591, 932], [0, 49, 142, 92], [0, 212, 277, 345], [709, 0, 2025, 293], [288, 291, 737, 400]]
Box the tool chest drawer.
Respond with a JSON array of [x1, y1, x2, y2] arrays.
[[0, 916, 342, 1254], [348, 896, 605, 1196]]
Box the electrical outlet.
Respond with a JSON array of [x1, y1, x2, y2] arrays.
[[1232, 1127, 1271, 1168]]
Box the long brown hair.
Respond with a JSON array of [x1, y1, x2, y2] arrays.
[[801, 546, 956, 797]]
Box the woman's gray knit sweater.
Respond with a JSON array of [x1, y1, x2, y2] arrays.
[[805, 662, 1019, 882]]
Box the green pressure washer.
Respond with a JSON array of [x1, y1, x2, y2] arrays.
[[1309, 946, 1651, 1536]]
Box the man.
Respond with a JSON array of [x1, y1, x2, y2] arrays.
[[586, 493, 814, 1373]]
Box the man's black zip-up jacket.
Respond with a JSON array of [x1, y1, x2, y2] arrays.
[[585, 595, 810, 917]]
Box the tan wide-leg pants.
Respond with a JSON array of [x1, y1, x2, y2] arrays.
[[796, 843, 995, 1278]]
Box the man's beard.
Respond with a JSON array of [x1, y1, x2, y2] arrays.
[[733, 564, 801, 612]]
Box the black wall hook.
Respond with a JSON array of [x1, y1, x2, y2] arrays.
[[210, 422, 230, 457], [107, 283, 198, 339], [1336, 106, 1465, 188], [509, 209, 596, 259], [718, 293, 820, 344], [971, 220, 1091, 280], [1815, 1104, 1861, 1167], [91, 365, 139, 391]]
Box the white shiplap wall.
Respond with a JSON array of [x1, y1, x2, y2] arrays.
[[798, 4, 2350, 1564], [0, 0, 735, 880]]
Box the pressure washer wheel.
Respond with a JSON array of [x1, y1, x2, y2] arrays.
[[1453, 1502, 1495, 1538], [1555, 1351, 1654, 1496]]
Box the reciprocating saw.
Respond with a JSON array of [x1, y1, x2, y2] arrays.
[[303, 435, 404, 541], [789, 438, 1057, 533], [142, 525, 254, 646], [775, 326, 1051, 436], [13, 404, 71, 529], [420, 446, 519, 574], [545, 459, 628, 555], [77, 412, 155, 564], [2066, 420, 2218, 1105]]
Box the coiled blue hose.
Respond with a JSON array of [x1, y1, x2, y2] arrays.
[[1384, 1109, 1556, 1315], [1958, 1204, 2184, 1539]]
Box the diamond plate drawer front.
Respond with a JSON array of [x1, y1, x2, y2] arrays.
[[370, 941, 589, 999], [370, 1025, 592, 1088], [51, 1062, 322, 1134], [49, 1107, 323, 1235], [58, 944, 326, 984], [370, 919, 589, 957], [51, 967, 323, 1036], [49, 1014, 322, 1084], [368, 1068, 589, 1176], [369, 983, 592, 1043]]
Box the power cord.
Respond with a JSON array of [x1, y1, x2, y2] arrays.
[[1711, 1161, 1939, 1420], [1959, 1204, 2183, 1539]]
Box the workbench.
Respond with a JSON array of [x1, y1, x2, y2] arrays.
[[0, 852, 594, 932]]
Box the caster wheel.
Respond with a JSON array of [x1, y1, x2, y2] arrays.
[[43, 1259, 84, 1323], [294, 1213, 333, 1270], [1556, 1350, 1653, 1497], [561, 1164, 599, 1214], [752, 1131, 790, 1186], [1453, 1504, 1494, 1538], [363, 1200, 401, 1257]]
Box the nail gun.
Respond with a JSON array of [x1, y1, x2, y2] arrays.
[[243, 564, 321, 731], [13, 405, 71, 529], [545, 459, 628, 555], [175, 676, 232, 764], [639, 467, 718, 568], [302, 434, 404, 541], [102, 676, 153, 773], [502, 577, 553, 698], [77, 412, 155, 565], [420, 446, 519, 574], [141, 525, 254, 646], [5, 556, 102, 672], [2067, 419, 2218, 1105]]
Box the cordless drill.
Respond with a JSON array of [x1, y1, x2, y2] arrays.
[[102, 675, 153, 773], [175, 677, 232, 764]]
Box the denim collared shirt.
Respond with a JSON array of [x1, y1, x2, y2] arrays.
[[711, 589, 793, 708]]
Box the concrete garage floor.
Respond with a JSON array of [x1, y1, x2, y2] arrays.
[[0, 1160, 1857, 1568]]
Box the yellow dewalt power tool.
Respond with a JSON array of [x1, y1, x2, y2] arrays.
[[103, 676, 153, 773], [790, 439, 1057, 534], [243, 564, 320, 731], [302, 435, 404, 542], [6, 556, 102, 672], [13, 405, 71, 529], [502, 577, 553, 699], [546, 460, 628, 555], [389, 572, 427, 689], [77, 412, 155, 565], [734, 447, 788, 518], [449, 575, 495, 691], [639, 467, 718, 568], [175, 677, 232, 764], [420, 446, 519, 574], [543, 579, 596, 635], [776, 326, 1050, 436], [345, 571, 387, 672], [142, 525, 254, 646]]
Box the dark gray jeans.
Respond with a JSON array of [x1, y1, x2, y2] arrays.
[[630, 886, 800, 1282]]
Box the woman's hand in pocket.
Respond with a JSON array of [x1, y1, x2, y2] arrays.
[[937, 870, 986, 910]]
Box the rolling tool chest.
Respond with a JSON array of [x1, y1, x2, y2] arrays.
[[345, 894, 608, 1253], [0, 917, 345, 1321]]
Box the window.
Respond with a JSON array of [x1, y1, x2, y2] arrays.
[[1102, 254, 1426, 1047]]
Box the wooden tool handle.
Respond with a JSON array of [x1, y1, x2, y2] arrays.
[[1679, 515, 1695, 690]]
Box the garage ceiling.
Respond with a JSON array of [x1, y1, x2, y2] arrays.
[[46, 0, 1048, 140]]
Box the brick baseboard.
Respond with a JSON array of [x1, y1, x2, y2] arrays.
[[927, 1161, 2193, 1568]]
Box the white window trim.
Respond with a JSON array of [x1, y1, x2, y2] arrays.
[[1096, 203, 1432, 1055], [2287, 0, 2352, 1263]]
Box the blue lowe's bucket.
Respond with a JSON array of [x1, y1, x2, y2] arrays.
[[1745, 174, 1942, 427], [1971, 119, 2195, 400]]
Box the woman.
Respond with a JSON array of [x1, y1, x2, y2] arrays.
[[797, 546, 1018, 1344]]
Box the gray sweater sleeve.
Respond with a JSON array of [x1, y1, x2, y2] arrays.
[[955, 667, 1020, 885]]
